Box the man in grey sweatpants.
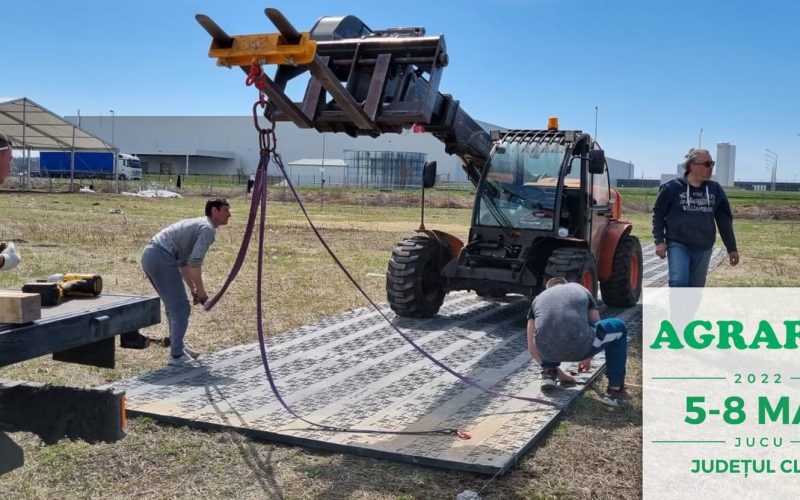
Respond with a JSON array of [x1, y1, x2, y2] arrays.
[[141, 197, 231, 365]]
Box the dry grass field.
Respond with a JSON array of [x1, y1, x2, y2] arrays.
[[1, 186, 797, 499]]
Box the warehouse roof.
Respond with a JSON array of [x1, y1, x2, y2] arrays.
[[0, 97, 112, 151]]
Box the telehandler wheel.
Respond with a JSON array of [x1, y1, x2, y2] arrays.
[[386, 235, 449, 317], [600, 234, 643, 307], [544, 247, 598, 298]]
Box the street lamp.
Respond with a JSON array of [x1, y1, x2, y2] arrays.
[[109, 110, 115, 146]]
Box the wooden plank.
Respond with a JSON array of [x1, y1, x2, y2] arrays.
[[0, 291, 41, 324]]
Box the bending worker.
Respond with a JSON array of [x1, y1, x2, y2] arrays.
[[141, 197, 231, 365], [527, 277, 631, 406]]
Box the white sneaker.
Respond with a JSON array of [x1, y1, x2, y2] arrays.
[[183, 345, 200, 359], [168, 352, 197, 366]]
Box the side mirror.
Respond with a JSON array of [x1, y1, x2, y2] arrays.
[[588, 149, 606, 174], [422, 161, 437, 188]]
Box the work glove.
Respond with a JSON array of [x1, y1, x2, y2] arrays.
[[0, 242, 20, 270]]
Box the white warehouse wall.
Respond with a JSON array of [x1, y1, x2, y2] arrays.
[[69, 116, 632, 185], [607, 158, 634, 187], [68, 116, 468, 181]]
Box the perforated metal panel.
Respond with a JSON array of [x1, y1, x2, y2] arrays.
[[108, 243, 718, 474]]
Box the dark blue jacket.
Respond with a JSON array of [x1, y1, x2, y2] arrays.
[[652, 176, 737, 252]]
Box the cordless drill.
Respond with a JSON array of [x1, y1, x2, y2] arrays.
[[22, 273, 103, 306]]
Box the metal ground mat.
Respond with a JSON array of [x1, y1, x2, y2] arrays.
[[641, 243, 725, 287], [108, 291, 641, 475]]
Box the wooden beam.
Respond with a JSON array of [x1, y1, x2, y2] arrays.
[[0, 292, 41, 324]]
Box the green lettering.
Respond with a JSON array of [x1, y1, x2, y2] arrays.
[[759, 396, 789, 424], [749, 321, 782, 349], [717, 320, 746, 349], [650, 320, 683, 349], [685, 320, 713, 349], [784, 321, 800, 349]]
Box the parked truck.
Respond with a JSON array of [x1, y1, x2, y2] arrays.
[[198, 9, 643, 317], [38, 151, 143, 180]]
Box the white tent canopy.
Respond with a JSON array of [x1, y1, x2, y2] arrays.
[[0, 97, 112, 151]]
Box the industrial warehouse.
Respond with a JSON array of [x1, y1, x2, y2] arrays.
[[3, 96, 636, 189], [7, 103, 794, 192]]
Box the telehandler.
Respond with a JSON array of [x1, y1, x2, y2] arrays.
[[198, 8, 643, 317]]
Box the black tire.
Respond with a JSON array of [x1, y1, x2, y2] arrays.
[[600, 235, 643, 307], [544, 247, 598, 298], [386, 235, 449, 317]]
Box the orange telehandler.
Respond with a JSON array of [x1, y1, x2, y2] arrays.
[[198, 8, 643, 317]]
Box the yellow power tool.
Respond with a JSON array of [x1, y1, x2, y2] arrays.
[[22, 273, 103, 307]]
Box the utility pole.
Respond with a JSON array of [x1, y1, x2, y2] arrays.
[[594, 106, 598, 144], [698, 128, 703, 148]]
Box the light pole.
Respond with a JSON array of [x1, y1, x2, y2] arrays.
[[698, 128, 703, 148], [110, 109, 117, 193], [765, 149, 777, 192], [593, 106, 598, 143], [320, 133, 326, 211], [109, 110, 115, 146]]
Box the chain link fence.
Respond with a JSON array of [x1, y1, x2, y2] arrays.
[[0, 172, 475, 208]]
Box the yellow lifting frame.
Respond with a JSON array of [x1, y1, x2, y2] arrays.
[[208, 32, 317, 67]]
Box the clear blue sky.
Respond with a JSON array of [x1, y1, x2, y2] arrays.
[[6, 0, 800, 181]]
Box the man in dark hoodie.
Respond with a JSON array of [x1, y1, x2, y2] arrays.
[[652, 148, 739, 287]]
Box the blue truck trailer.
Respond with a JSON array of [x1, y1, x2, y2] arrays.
[[38, 151, 142, 180]]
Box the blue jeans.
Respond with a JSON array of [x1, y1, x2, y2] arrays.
[[667, 242, 713, 287], [141, 244, 191, 358], [541, 318, 628, 388]]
